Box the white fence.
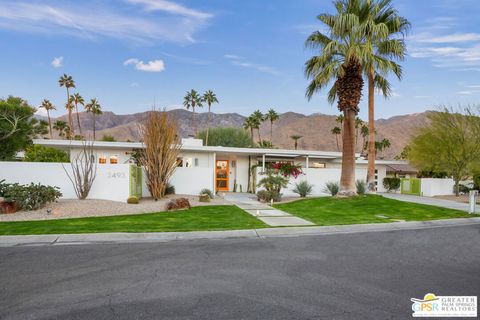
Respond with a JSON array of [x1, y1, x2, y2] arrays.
[[421, 178, 455, 196], [0, 162, 130, 202]]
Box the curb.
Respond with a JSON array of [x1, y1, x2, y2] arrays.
[[1, 217, 480, 247]]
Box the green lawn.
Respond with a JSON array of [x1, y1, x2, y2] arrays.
[[274, 195, 476, 226], [0, 205, 267, 236]]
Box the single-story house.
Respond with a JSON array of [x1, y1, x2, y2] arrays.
[[386, 163, 418, 178], [24, 138, 408, 201]]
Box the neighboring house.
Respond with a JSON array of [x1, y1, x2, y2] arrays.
[[386, 164, 418, 178], [27, 138, 407, 200]]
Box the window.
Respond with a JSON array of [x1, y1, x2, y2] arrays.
[[109, 155, 118, 164], [311, 162, 326, 168], [194, 158, 199, 167], [99, 155, 107, 164]]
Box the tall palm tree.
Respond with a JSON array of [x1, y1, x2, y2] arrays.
[[243, 116, 256, 146], [331, 126, 342, 151], [265, 109, 279, 144], [305, 0, 390, 196], [354, 116, 364, 152], [290, 135, 302, 150], [53, 120, 68, 139], [380, 137, 391, 159], [362, 0, 410, 193], [40, 99, 56, 139], [85, 98, 102, 140], [183, 89, 203, 135], [58, 74, 76, 139], [202, 90, 218, 146], [71, 93, 85, 137], [251, 110, 264, 143]]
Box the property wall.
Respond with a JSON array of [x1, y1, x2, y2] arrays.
[[421, 178, 455, 196], [0, 161, 130, 202]]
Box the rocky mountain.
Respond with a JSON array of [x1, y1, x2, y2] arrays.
[[48, 109, 432, 159]]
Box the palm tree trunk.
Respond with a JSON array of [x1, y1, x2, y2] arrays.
[[250, 128, 254, 145], [257, 129, 261, 144], [335, 135, 339, 151], [75, 102, 82, 136], [47, 110, 53, 139], [66, 87, 74, 139], [192, 105, 196, 136], [366, 70, 376, 193], [205, 104, 211, 146], [270, 120, 273, 143], [93, 113, 96, 140], [338, 109, 357, 196], [294, 140, 298, 150]]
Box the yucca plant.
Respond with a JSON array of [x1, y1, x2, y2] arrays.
[[322, 181, 339, 196], [356, 179, 366, 195], [292, 180, 314, 197]]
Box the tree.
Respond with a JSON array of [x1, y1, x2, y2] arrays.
[[196, 127, 252, 148], [58, 74, 76, 138], [360, 124, 369, 155], [24, 145, 69, 162], [183, 89, 203, 135], [0, 96, 48, 160], [39, 99, 56, 139], [101, 134, 116, 142], [202, 90, 218, 146], [331, 126, 342, 151], [251, 110, 264, 143], [394, 145, 410, 160], [139, 110, 182, 199], [63, 142, 97, 199], [290, 135, 302, 150], [71, 93, 85, 136], [265, 109, 279, 144], [243, 116, 256, 146], [85, 98, 102, 140], [53, 120, 69, 138], [363, 0, 410, 193], [305, 0, 369, 196], [408, 107, 480, 196], [380, 138, 391, 158]]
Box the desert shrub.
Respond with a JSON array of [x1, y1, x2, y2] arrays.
[[24, 145, 69, 163], [292, 180, 313, 197], [127, 196, 139, 204], [257, 172, 288, 202], [165, 184, 175, 195], [356, 180, 366, 195], [199, 188, 213, 199], [0, 179, 11, 197], [256, 190, 282, 202], [382, 177, 401, 192], [322, 181, 339, 196], [457, 183, 472, 195], [199, 194, 210, 202], [3, 182, 62, 210]]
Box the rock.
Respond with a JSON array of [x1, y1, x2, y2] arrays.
[[0, 201, 17, 214], [165, 198, 191, 211], [199, 194, 210, 202]]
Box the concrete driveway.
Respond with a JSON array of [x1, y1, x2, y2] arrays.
[[380, 192, 479, 212], [1, 224, 479, 319]]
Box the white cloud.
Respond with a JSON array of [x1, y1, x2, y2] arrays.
[[0, 1, 213, 44], [124, 58, 165, 72], [51, 56, 63, 68], [224, 54, 281, 76], [125, 0, 212, 20], [412, 32, 480, 43]]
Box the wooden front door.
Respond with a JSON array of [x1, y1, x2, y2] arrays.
[[216, 160, 229, 191]]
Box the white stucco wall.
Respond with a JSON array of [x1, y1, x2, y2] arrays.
[[0, 162, 130, 202], [421, 178, 455, 196]]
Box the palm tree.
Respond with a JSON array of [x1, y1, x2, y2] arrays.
[[354, 116, 364, 152], [290, 135, 302, 150], [40, 99, 56, 139], [183, 89, 203, 135], [331, 126, 342, 151], [251, 110, 264, 143], [243, 116, 256, 146], [380, 138, 391, 159], [360, 124, 369, 155], [265, 109, 279, 144], [71, 93, 85, 137], [85, 98, 102, 140], [58, 74, 76, 138], [202, 90, 218, 146], [304, 0, 395, 196], [363, 0, 410, 193], [53, 120, 68, 139]]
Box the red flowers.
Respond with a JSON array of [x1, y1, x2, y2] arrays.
[[268, 162, 303, 178]]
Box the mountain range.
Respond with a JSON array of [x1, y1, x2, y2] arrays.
[[47, 109, 431, 159]]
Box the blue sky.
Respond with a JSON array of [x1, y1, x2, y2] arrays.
[[1, 0, 480, 120]]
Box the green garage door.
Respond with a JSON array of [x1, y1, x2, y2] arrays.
[[129, 165, 143, 198], [400, 178, 421, 196]]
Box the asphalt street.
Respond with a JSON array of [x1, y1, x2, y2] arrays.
[[1, 224, 479, 320]]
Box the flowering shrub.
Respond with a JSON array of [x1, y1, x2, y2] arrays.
[[268, 162, 303, 178]]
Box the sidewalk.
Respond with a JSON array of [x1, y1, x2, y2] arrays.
[[1, 217, 479, 247], [380, 193, 479, 212], [223, 193, 314, 227]]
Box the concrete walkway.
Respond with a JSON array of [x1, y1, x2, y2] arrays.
[[223, 193, 314, 226], [380, 192, 479, 213], [1, 217, 479, 247]]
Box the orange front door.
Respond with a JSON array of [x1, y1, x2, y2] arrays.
[[216, 160, 229, 191]]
